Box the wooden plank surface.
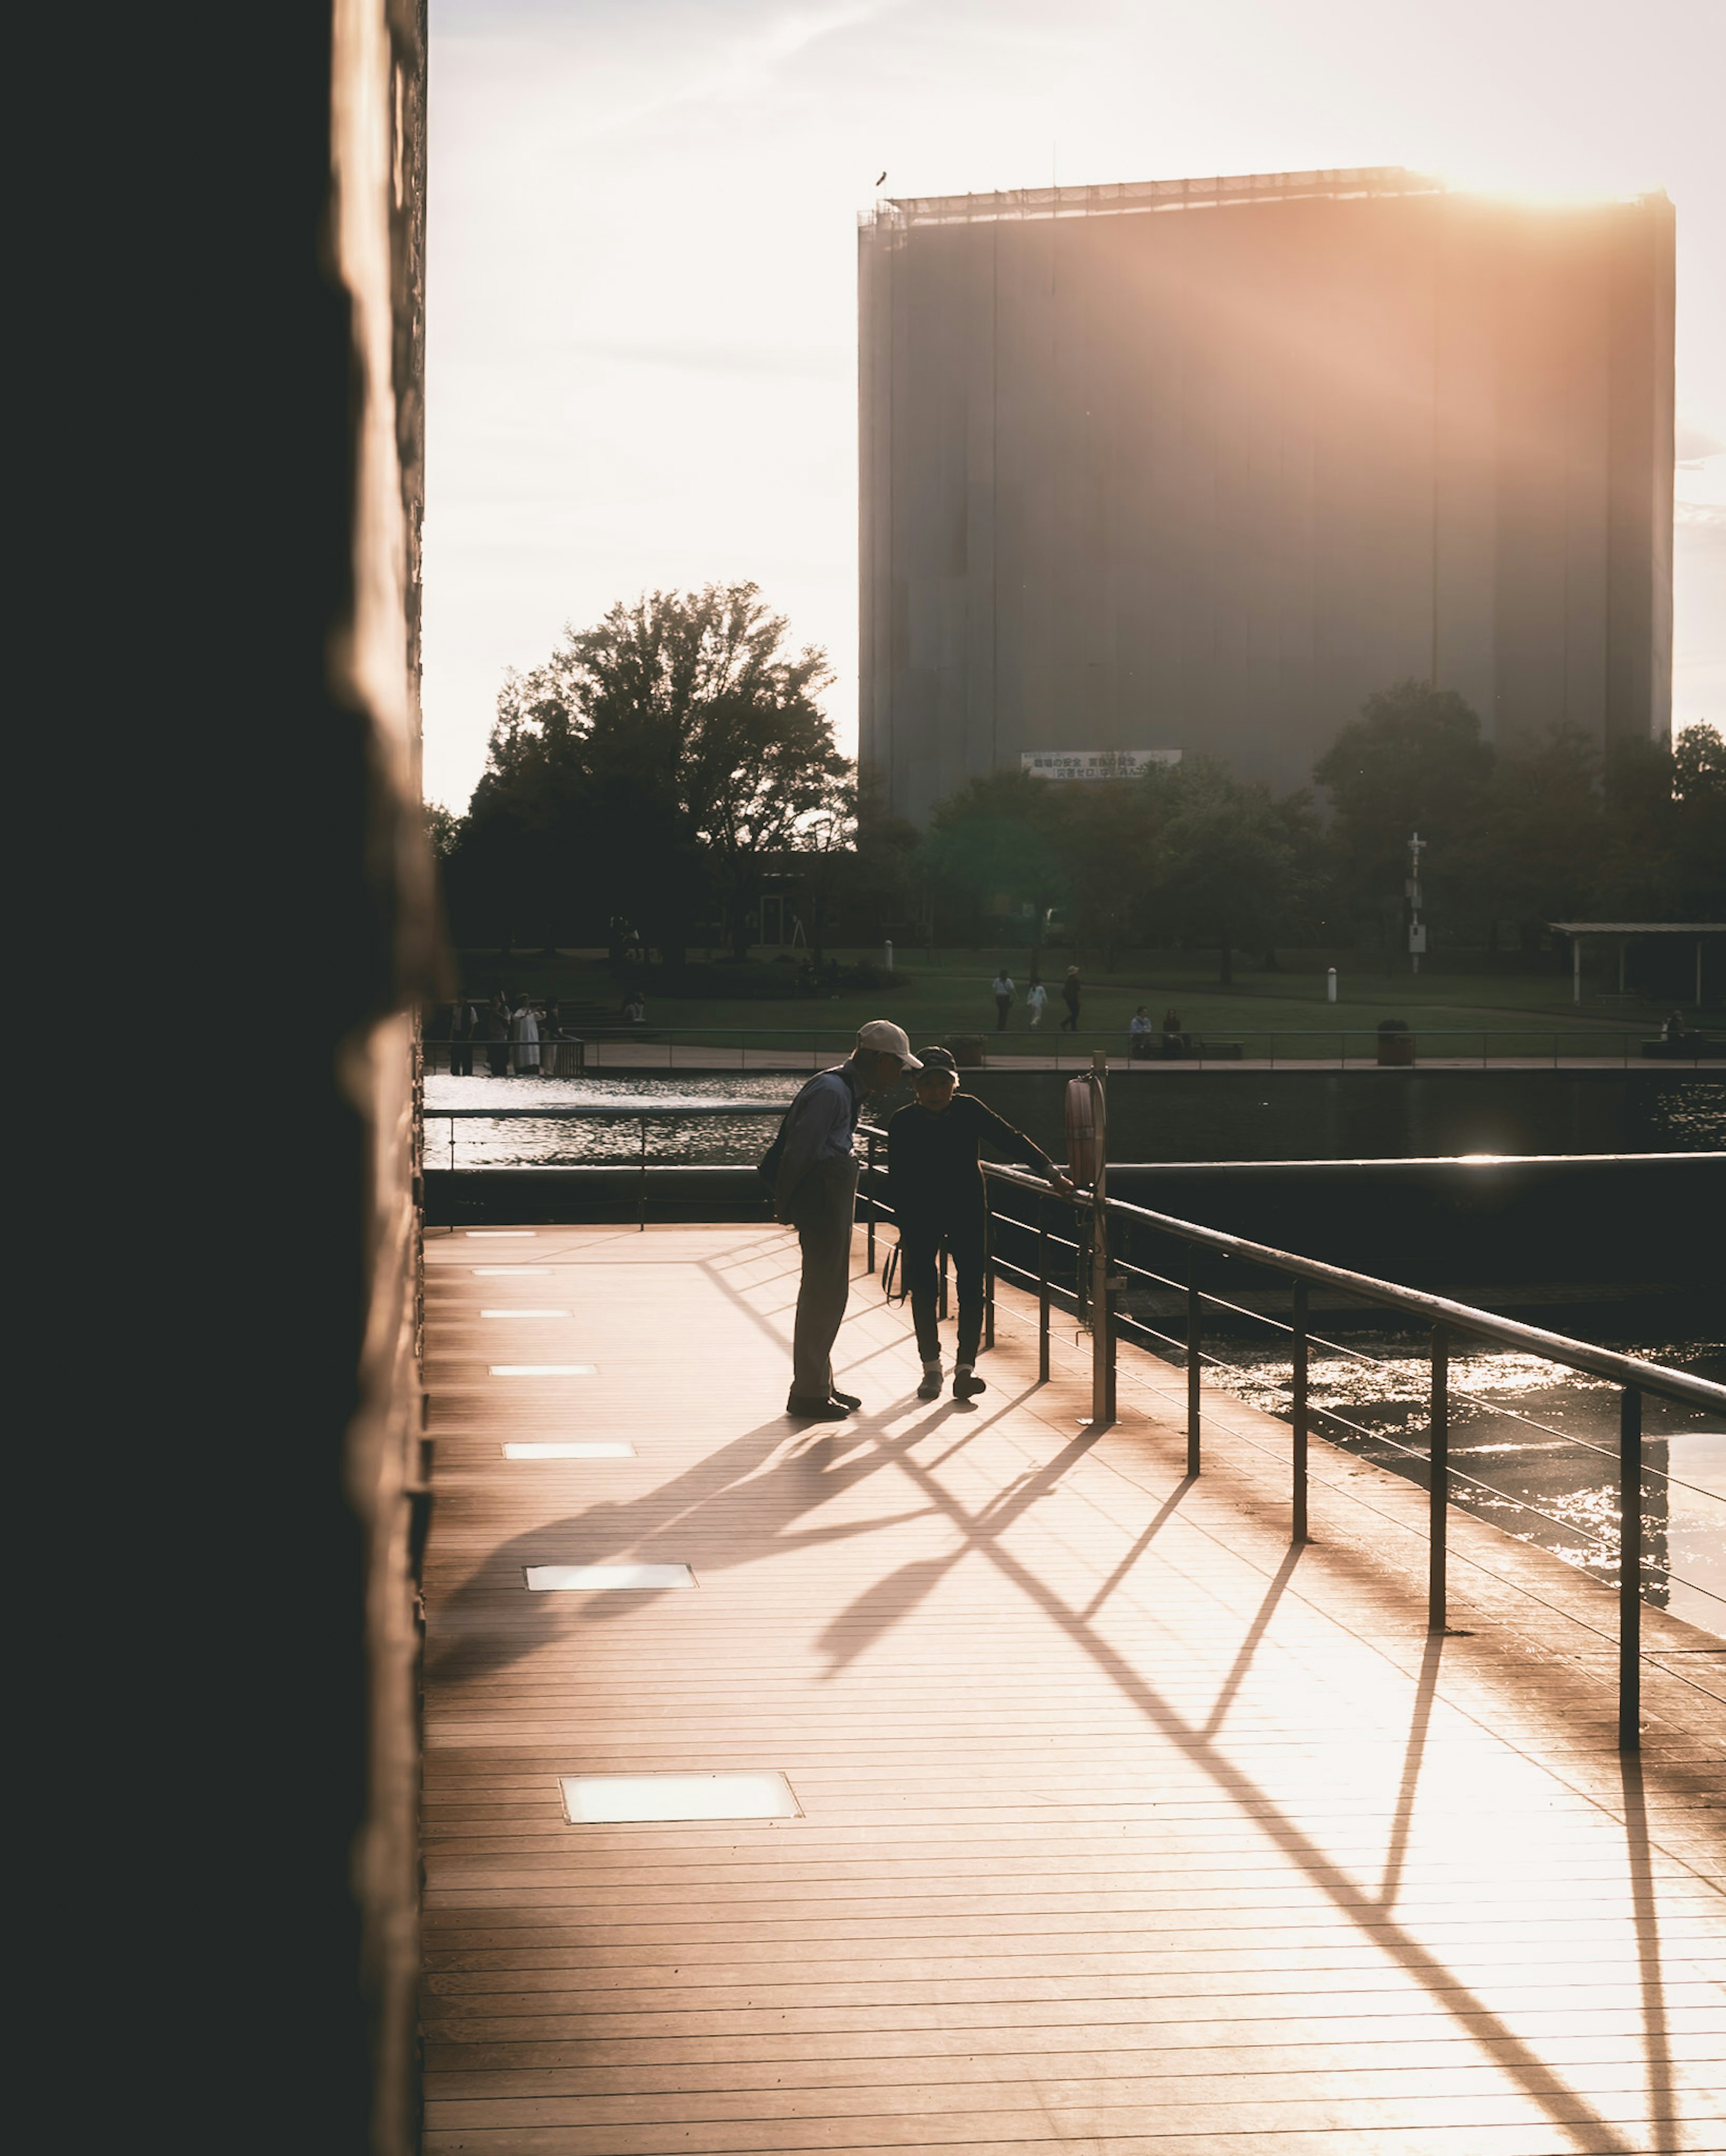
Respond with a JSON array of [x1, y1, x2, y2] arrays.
[[420, 1223, 1724, 2154]]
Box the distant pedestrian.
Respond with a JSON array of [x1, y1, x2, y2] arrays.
[[1129, 1006, 1153, 1058], [480, 994, 510, 1078], [511, 997, 541, 1074], [1060, 966, 1082, 1031], [1161, 1007, 1186, 1059], [1026, 980, 1047, 1028], [762, 1020, 917, 1420], [623, 990, 646, 1025], [992, 967, 1015, 1030], [448, 998, 477, 1077]]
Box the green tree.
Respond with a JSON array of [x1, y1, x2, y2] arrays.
[[1314, 681, 1495, 944], [1673, 719, 1725, 802], [1143, 758, 1297, 984], [919, 771, 1072, 963], [461, 583, 850, 965], [423, 800, 462, 858], [1477, 724, 1602, 942]]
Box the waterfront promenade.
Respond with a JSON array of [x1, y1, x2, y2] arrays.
[[421, 1224, 1724, 2153]]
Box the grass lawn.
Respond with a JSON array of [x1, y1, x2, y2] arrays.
[[450, 949, 1672, 1056]]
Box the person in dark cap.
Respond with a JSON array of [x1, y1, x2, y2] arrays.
[[887, 1047, 1071, 1400], [765, 1019, 920, 1420]]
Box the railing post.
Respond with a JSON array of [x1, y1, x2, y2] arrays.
[[1620, 1386, 1642, 1752], [1036, 1198, 1050, 1383], [1103, 1213, 1117, 1425], [638, 1114, 648, 1233], [1291, 1279, 1308, 1542], [864, 1129, 877, 1274], [1186, 1254, 1201, 1476], [983, 1202, 996, 1351], [938, 1238, 949, 1321], [1090, 1051, 1111, 1429], [1428, 1325, 1448, 1632]]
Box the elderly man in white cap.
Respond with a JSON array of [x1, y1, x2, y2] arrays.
[[764, 1019, 919, 1419]]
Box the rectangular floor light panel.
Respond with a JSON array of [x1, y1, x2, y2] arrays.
[[472, 1268, 552, 1276], [490, 1364, 596, 1376], [480, 1309, 572, 1318], [525, 1563, 694, 1591], [465, 1230, 537, 1237], [560, 1770, 801, 1824], [504, 1442, 636, 1460]]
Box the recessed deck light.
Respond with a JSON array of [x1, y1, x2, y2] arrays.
[[490, 1364, 596, 1376], [559, 1770, 799, 1823], [503, 1442, 635, 1459], [525, 1563, 692, 1590]]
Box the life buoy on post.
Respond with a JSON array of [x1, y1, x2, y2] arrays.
[[1065, 1073, 1104, 1185]]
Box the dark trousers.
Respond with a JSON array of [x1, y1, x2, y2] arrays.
[[485, 1042, 508, 1076], [450, 1038, 473, 1076], [787, 1157, 859, 1403], [995, 996, 1012, 1030], [900, 1212, 986, 1366], [1060, 1000, 1079, 1031]]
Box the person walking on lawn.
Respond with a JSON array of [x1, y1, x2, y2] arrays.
[[766, 1020, 918, 1420], [888, 1047, 1072, 1401], [992, 966, 1016, 1030], [1060, 965, 1082, 1031]]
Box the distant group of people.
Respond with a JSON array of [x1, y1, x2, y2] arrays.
[[765, 1020, 1072, 1419], [442, 994, 546, 1076], [1129, 1007, 1191, 1059], [989, 965, 1084, 1031], [441, 994, 567, 1076], [439, 988, 646, 1074]]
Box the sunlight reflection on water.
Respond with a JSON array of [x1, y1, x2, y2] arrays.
[[1196, 1337, 1726, 1635]]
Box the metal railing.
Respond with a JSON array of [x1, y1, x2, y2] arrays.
[[856, 1117, 1726, 1752], [429, 1101, 786, 1229], [424, 1022, 1724, 1071]]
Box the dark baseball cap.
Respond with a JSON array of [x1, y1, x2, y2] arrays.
[[916, 1046, 958, 1075]]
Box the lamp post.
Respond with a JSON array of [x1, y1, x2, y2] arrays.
[[1407, 831, 1427, 976]]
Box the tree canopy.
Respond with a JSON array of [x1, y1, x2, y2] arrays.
[[441, 584, 852, 961]]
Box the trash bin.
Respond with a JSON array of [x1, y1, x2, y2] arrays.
[[1376, 1019, 1415, 1066]]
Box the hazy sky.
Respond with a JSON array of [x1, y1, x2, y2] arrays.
[[424, 0, 1726, 810]]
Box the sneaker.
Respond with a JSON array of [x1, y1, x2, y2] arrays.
[[787, 1394, 851, 1421], [916, 1363, 942, 1401], [953, 1367, 987, 1398]]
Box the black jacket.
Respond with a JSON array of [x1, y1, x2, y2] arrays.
[[887, 1093, 1052, 1224]]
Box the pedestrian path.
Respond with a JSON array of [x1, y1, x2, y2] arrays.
[[420, 1224, 1724, 2154]]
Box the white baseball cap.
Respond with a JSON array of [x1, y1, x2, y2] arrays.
[[855, 1019, 920, 1069]]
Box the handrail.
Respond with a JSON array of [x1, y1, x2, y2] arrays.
[[423, 1019, 1725, 1070], [852, 1119, 1722, 1750], [433, 1101, 784, 1118], [980, 1161, 1725, 1415]]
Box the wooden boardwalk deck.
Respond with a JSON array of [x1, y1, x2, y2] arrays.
[[420, 1224, 1725, 2155]]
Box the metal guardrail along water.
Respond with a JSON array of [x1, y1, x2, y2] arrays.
[[423, 1095, 1723, 1747], [853, 1116, 1726, 1756], [424, 1023, 1725, 1070]]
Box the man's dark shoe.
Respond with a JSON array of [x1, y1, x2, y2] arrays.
[[787, 1394, 850, 1421], [953, 1369, 988, 1398], [829, 1388, 862, 1411], [916, 1364, 943, 1401]]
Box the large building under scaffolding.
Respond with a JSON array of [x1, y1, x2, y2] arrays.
[[858, 168, 1674, 826]]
